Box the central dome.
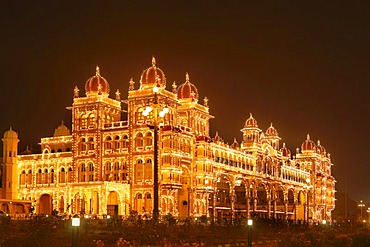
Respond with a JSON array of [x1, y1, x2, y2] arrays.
[[301, 134, 316, 152], [140, 57, 166, 89], [177, 73, 199, 100], [85, 66, 110, 95]]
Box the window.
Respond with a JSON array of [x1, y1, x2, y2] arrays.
[[135, 133, 144, 148]]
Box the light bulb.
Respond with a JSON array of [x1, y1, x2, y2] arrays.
[[159, 111, 165, 118], [145, 106, 152, 112], [153, 86, 159, 93], [163, 107, 169, 114], [143, 110, 149, 116]]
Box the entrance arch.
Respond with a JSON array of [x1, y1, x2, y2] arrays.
[[39, 194, 52, 215], [107, 191, 119, 216]]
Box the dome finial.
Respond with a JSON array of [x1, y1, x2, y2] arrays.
[[307, 134, 310, 140], [96, 66, 100, 76], [74, 86, 79, 98], [203, 96, 209, 107], [129, 77, 135, 91], [250, 113, 253, 118], [115, 89, 121, 100], [270, 122, 273, 127], [283, 142, 286, 148], [172, 81, 177, 93], [186, 72, 190, 82], [317, 140, 321, 145], [152, 56, 156, 67]]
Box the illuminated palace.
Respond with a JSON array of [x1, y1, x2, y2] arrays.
[[1, 58, 335, 223]]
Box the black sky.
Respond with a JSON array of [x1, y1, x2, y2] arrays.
[[1, 1, 369, 204]]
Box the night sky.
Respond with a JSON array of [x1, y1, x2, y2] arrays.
[[1, 1, 369, 204]]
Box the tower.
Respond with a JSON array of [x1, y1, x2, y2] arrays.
[[241, 113, 261, 151], [2, 127, 19, 199]]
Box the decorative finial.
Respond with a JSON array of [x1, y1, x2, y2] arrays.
[[283, 143, 286, 148], [185, 72, 190, 82], [74, 86, 79, 98], [296, 147, 299, 153], [172, 81, 177, 93], [152, 56, 156, 67], [129, 78, 135, 91], [61, 120, 64, 125], [203, 97, 209, 107], [270, 122, 273, 127], [115, 89, 121, 100], [250, 113, 253, 118], [307, 134, 310, 140], [317, 140, 321, 145], [96, 66, 100, 76]]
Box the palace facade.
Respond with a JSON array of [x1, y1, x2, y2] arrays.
[[0, 58, 335, 223]]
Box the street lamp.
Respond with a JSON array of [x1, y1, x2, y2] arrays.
[[143, 86, 169, 223], [358, 200, 365, 221], [71, 215, 80, 247], [247, 219, 253, 247], [367, 207, 370, 226]]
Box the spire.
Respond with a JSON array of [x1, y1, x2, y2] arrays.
[[307, 134, 310, 140], [203, 97, 209, 107], [250, 113, 253, 118], [283, 143, 286, 148], [172, 81, 177, 93], [115, 89, 121, 100], [96, 66, 100, 76], [317, 140, 321, 145], [152, 56, 156, 67], [74, 86, 79, 98], [270, 122, 273, 127], [185, 72, 190, 83], [129, 78, 135, 91]]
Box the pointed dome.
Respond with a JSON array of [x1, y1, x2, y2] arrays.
[[280, 143, 291, 158], [316, 140, 326, 155], [85, 66, 110, 95], [177, 73, 199, 100], [3, 127, 18, 139], [140, 57, 166, 89], [53, 121, 71, 137], [266, 123, 278, 136], [301, 134, 316, 152], [244, 113, 258, 128]]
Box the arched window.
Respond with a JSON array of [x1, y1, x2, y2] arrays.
[[135, 133, 144, 148], [67, 167, 72, 182], [20, 170, 26, 185], [114, 136, 120, 150], [50, 169, 55, 183], [88, 113, 95, 127], [80, 163, 87, 182], [44, 169, 49, 184], [80, 138, 87, 151], [60, 167, 66, 183], [88, 163, 94, 182], [88, 137, 94, 150], [36, 169, 42, 184], [144, 132, 153, 147], [135, 159, 144, 183], [145, 159, 152, 180], [105, 136, 112, 150], [80, 114, 87, 128], [122, 135, 129, 149], [105, 162, 112, 181], [27, 170, 32, 184]]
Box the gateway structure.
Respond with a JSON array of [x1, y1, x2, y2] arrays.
[[1, 58, 335, 223]]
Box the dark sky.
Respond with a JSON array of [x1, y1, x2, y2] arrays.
[[1, 1, 369, 204]]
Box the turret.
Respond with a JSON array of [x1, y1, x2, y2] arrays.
[[2, 127, 19, 199]]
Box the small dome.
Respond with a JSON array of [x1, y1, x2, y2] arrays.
[[280, 143, 291, 158], [177, 73, 199, 100], [230, 138, 239, 149], [301, 134, 316, 152], [316, 140, 326, 154], [54, 121, 71, 137], [266, 123, 278, 136], [244, 113, 258, 128], [140, 57, 166, 89], [85, 66, 110, 95], [3, 127, 18, 139]]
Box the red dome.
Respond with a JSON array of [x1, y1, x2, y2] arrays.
[[301, 134, 316, 152], [316, 140, 326, 154], [266, 123, 278, 136], [85, 66, 110, 94], [140, 57, 166, 89], [280, 143, 291, 158], [244, 113, 258, 128], [177, 73, 199, 100], [213, 131, 223, 142], [230, 138, 239, 149]]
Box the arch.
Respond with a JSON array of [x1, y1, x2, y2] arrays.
[[121, 135, 129, 149], [107, 191, 120, 216], [144, 132, 153, 147], [145, 159, 153, 180], [135, 132, 144, 148], [135, 159, 144, 183], [134, 193, 144, 213], [38, 194, 52, 215]]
